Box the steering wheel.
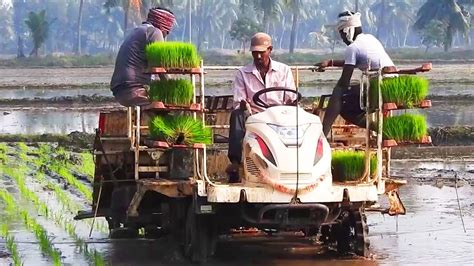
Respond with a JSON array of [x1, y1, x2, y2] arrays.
[[252, 87, 302, 109]]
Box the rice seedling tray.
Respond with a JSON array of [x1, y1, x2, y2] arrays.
[[382, 100, 432, 111], [144, 139, 206, 149], [142, 101, 203, 112], [383, 136, 432, 147], [146, 67, 203, 75]]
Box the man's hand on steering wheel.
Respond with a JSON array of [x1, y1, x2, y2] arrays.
[[252, 87, 302, 109]]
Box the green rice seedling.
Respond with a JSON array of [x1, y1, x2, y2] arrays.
[[0, 143, 8, 164], [79, 152, 95, 179], [148, 79, 194, 105], [370, 75, 429, 108], [0, 224, 22, 266], [145, 41, 201, 68], [2, 150, 106, 265], [383, 114, 427, 142], [0, 189, 62, 265], [331, 150, 377, 182], [149, 115, 212, 145]]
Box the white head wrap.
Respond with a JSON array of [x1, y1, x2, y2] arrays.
[[336, 12, 362, 43]]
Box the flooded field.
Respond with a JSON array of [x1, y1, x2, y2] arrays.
[[0, 143, 473, 265], [0, 64, 473, 265]]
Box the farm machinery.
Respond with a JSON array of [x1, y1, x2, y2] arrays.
[[75, 63, 432, 262]]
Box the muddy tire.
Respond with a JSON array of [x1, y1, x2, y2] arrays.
[[335, 208, 370, 257], [184, 204, 216, 263]]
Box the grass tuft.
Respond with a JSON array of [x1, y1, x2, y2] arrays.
[[383, 114, 428, 141], [149, 115, 212, 145], [370, 76, 429, 108], [331, 150, 376, 182], [149, 79, 194, 105], [0, 224, 22, 266], [145, 41, 201, 68]]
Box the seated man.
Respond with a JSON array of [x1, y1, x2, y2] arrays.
[[110, 7, 176, 107], [227, 32, 296, 183], [315, 11, 396, 136]]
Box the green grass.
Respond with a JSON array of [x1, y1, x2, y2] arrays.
[[370, 76, 429, 108], [0, 224, 22, 266], [145, 41, 201, 68], [149, 115, 212, 145], [2, 146, 106, 265], [149, 79, 194, 105], [0, 189, 62, 265], [331, 150, 377, 182], [383, 114, 428, 142], [34, 144, 92, 201]]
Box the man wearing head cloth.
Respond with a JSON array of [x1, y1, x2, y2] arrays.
[[226, 32, 296, 183], [315, 11, 396, 136], [110, 7, 176, 106]]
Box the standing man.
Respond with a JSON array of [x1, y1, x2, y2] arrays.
[[226, 32, 296, 183], [315, 11, 396, 136], [110, 7, 176, 106]]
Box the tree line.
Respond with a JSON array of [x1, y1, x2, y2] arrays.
[[0, 0, 472, 58]]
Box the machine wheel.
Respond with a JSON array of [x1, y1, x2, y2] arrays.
[[184, 204, 216, 263], [335, 208, 370, 257]]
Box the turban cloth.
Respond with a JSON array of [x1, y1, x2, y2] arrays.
[[147, 8, 176, 33], [336, 12, 362, 43]]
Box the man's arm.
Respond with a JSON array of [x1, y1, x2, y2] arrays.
[[232, 70, 248, 109]]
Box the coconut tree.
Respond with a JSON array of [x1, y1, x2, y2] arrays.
[[414, 0, 471, 51], [24, 10, 50, 57], [372, 0, 415, 47], [74, 0, 84, 55], [253, 0, 283, 32]]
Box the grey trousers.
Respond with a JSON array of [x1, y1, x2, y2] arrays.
[[113, 87, 151, 107]]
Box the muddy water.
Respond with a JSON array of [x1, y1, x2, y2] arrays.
[[1, 98, 472, 134], [0, 109, 99, 134]]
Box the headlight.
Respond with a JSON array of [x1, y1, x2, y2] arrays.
[[267, 124, 309, 145]]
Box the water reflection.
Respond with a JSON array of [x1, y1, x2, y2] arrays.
[[0, 110, 98, 134], [0, 84, 470, 99], [368, 185, 474, 265]]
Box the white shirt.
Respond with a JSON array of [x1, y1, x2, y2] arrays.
[[232, 59, 296, 113], [344, 33, 395, 71]]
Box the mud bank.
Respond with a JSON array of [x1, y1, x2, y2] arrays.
[[0, 63, 471, 88]]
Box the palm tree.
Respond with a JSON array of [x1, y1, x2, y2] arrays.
[[283, 0, 300, 53], [414, 0, 471, 51], [104, 0, 144, 33], [74, 0, 84, 55], [372, 0, 415, 47], [253, 0, 282, 32], [24, 10, 50, 57]]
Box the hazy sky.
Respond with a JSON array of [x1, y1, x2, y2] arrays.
[[1, 0, 11, 7]]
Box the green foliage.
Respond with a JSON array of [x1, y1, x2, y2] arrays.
[[414, 0, 471, 52], [331, 150, 377, 182], [1, 144, 107, 264], [149, 79, 194, 105], [145, 42, 201, 68], [421, 20, 446, 52], [383, 114, 428, 141], [229, 17, 263, 52], [149, 115, 212, 145], [370, 76, 429, 108], [79, 152, 95, 181], [0, 224, 22, 266], [24, 10, 50, 57], [0, 189, 62, 265]]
